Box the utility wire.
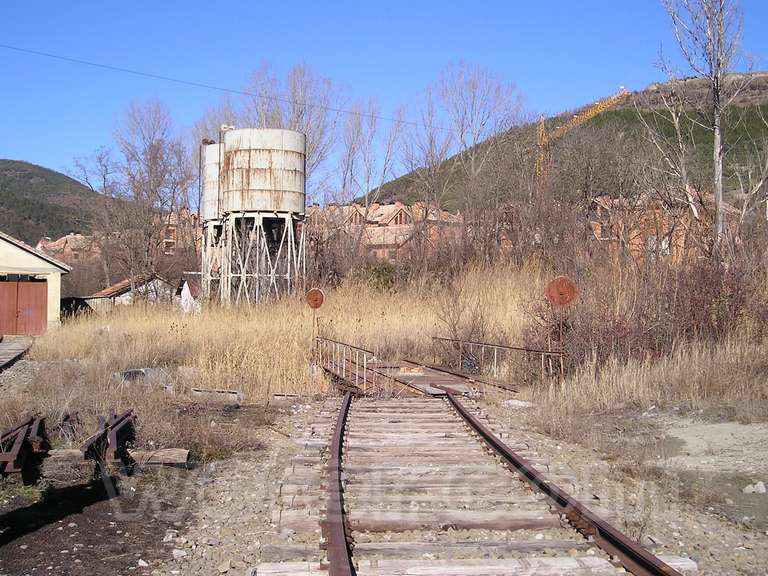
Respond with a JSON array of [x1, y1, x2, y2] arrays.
[[0, 42, 451, 132]]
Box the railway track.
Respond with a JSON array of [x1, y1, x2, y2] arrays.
[[249, 339, 698, 576]]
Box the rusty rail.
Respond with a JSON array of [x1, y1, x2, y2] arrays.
[[0, 416, 49, 483], [432, 335, 563, 384], [323, 392, 356, 576], [445, 392, 683, 576], [402, 359, 518, 393]]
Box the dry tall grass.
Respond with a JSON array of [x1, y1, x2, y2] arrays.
[[30, 264, 541, 400], [6, 260, 766, 461], [0, 265, 539, 457], [529, 337, 768, 446]]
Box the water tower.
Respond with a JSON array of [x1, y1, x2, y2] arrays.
[[201, 127, 307, 303]]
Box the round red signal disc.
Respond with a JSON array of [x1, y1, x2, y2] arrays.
[[545, 276, 578, 307], [306, 288, 325, 309]]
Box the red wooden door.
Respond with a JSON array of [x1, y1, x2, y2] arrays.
[[0, 281, 18, 335], [16, 281, 47, 336]]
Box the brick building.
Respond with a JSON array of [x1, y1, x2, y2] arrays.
[[307, 201, 462, 261], [588, 193, 740, 263]]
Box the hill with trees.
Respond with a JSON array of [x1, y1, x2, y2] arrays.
[[0, 159, 97, 245], [375, 73, 768, 211]]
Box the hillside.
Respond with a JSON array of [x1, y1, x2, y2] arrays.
[[0, 159, 97, 245], [376, 73, 768, 210]]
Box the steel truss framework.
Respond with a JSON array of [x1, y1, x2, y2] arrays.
[[202, 211, 306, 303]]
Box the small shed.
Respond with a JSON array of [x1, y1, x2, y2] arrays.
[[85, 275, 174, 313], [0, 230, 71, 335]]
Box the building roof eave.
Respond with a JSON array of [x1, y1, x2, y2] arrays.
[[0, 230, 72, 273]]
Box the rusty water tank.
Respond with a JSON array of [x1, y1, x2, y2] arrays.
[[219, 128, 306, 214], [202, 142, 222, 221]]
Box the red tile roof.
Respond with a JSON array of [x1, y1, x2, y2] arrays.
[[89, 274, 168, 299]]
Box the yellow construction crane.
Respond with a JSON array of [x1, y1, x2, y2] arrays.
[[535, 87, 630, 178]]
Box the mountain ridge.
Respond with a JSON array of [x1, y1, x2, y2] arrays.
[[373, 72, 768, 210], [0, 159, 97, 245]]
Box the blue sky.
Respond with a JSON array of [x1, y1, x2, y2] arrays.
[[1, 0, 766, 174]]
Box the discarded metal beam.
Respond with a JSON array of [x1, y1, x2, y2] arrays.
[[0, 416, 50, 483]]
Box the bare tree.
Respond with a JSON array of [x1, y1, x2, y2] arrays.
[[242, 64, 340, 202], [400, 87, 457, 266], [340, 100, 402, 255], [73, 147, 119, 287], [634, 85, 705, 222], [194, 95, 238, 143], [438, 61, 523, 262], [662, 0, 745, 253], [78, 100, 194, 287], [401, 88, 456, 206]]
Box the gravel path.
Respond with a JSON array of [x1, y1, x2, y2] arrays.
[[148, 399, 322, 575], [85, 393, 767, 576]]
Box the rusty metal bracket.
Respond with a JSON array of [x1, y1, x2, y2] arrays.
[[80, 409, 136, 464], [444, 392, 683, 576]]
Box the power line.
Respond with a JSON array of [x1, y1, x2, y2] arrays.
[[0, 42, 451, 132]]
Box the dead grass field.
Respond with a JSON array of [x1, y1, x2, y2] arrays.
[[528, 337, 768, 444], [27, 265, 539, 396], [4, 262, 767, 461], [0, 265, 539, 458]]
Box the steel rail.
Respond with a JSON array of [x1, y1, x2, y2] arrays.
[[323, 392, 356, 576], [445, 392, 683, 576], [401, 358, 518, 393]]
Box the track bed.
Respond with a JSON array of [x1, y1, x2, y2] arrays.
[[250, 395, 697, 576]]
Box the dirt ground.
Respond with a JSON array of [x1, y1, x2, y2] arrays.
[[651, 415, 768, 529], [3, 378, 766, 575], [1, 470, 194, 575], [145, 397, 322, 575], [485, 398, 768, 576], [0, 396, 319, 576]]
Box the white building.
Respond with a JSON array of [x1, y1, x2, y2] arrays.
[[0, 230, 71, 335]]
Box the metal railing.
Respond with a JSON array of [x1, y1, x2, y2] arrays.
[[315, 337, 377, 394], [431, 336, 564, 385]]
